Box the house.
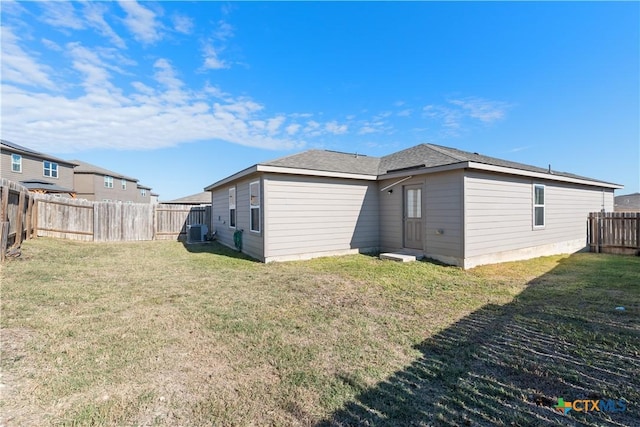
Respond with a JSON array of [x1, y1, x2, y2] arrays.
[[1, 140, 77, 197], [614, 193, 640, 212], [204, 144, 621, 268], [72, 160, 155, 203], [162, 191, 212, 205]]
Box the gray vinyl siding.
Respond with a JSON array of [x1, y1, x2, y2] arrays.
[[464, 171, 614, 258], [263, 174, 378, 258], [1, 150, 75, 190], [211, 175, 264, 260], [74, 174, 140, 202], [424, 171, 464, 259], [378, 171, 463, 260]]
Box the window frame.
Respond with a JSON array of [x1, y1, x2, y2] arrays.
[[121, 179, 127, 190], [533, 184, 545, 229], [104, 175, 114, 188], [228, 187, 236, 229], [249, 180, 261, 233], [43, 161, 58, 178], [11, 154, 22, 173], [140, 188, 147, 197]]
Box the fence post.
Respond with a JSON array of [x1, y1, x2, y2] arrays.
[[13, 190, 26, 248]]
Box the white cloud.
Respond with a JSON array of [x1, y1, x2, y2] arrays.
[[39, 1, 84, 30], [83, 2, 127, 48], [397, 109, 413, 117], [118, 0, 163, 44], [325, 121, 348, 135], [267, 116, 286, 134], [448, 97, 511, 123], [172, 14, 194, 34], [202, 44, 228, 70], [1, 27, 55, 89], [215, 20, 234, 41], [286, 124, 301, 135]]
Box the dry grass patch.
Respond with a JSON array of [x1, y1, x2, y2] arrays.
[[1, 238, 638, 426]]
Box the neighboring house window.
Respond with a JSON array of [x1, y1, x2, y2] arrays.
[[43, 161, 58, 178], [121, 179, 127, 190], [104, 176, 114, 188], [533, 184, 545, 228], [229, 187, 236, 228], [140, 188, 147, 196], [11, 154, 22, 172], [250, 181, 260, 233]]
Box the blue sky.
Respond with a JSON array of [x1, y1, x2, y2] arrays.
[[1, 1, 638, 201]]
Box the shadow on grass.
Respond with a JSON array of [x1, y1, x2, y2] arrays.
[[319, 255, 640, 426], [181, 240, 260, 262]]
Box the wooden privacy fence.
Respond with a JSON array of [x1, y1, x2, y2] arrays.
[[1, 179, 211, 259], [1, 179, 36, 261], [588, 212, 640, 255], [37, 196, 211, 242]]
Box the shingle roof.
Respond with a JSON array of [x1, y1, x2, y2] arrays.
[[71, 159, 138, 182], [206, 143, 621, 190], [379, 144, 614, 183], [614, 193, 640, 211], [162, 191, 211, 205], [262, 149, 381, 175], [1, 140, 77, 166], [20, 179, 75, 193]]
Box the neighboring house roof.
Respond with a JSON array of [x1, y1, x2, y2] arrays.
[[162, 191, 211, 205], [614, 193, 640, 211], [205, 143, 622, 191], [20, 179, 75, 193], [1, 139, 77, 167], [137, 183, 152, 190], [71, 159, 139, 182]]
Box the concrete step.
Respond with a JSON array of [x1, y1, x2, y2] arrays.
[[380, 252, 417, 262]]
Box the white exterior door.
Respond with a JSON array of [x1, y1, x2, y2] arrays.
[[404, 184, 423, 249]]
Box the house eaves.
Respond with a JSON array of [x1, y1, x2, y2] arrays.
[[204, 163, 377, 191], [71, 160, 139, 182], [380, 160, 622, 189]]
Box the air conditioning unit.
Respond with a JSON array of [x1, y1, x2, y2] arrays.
[[187, 224, 208, 243]]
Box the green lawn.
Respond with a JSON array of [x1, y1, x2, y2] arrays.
[[1, 238, 638, 426]]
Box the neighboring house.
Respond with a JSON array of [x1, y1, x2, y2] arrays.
[[137, 184, 153, 204], [72, 160, 155, 203], [162, 191, 212, 205], [150, 192, 160, 204], [614, 193, 640, 212], [205, 144, 621, 268], [1, 140, 77, 197]]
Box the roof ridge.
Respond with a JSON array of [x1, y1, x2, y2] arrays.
[[424, 144, 468, 162]]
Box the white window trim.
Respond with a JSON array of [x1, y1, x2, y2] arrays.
[[533, 184, 545, 229], [121, 179, 127, 190], [140, 188, 147, 196], [249, 180, 260, 233], [43, 161, 58, 179], [11, 154, 22, 173], [104, 175, 114, 188], [229, 187, 236, 229]]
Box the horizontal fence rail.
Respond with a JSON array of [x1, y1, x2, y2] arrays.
[[588, 212, 640, 255]]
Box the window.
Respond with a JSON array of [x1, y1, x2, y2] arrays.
[[43, 161, 58, 178], [121, 179, 127, 190], [406, 188, 422, 218], [250, 181, 260, 232], [104, 176, 114, 188], [140, 188, 147, 196], [11, 154, 22, 173], [533, 184, 545, 228], [229, 187, 236, 228]]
